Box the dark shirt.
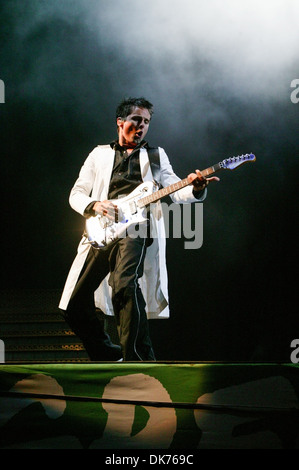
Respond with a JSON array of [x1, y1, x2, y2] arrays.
[[108, 140, 146, 200]]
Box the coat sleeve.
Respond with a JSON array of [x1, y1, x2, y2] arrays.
[[69, 150, 97, 216], [158, 147, 207, 203]]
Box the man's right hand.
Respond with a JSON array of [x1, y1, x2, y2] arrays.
[[93, 201, 118, 222]]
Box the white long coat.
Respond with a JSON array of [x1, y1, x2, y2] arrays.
[[59, 145, 206, 319]]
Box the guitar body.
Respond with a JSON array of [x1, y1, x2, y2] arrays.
[[86, 181, 157, 247]]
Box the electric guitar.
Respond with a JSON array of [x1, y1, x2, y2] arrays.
[[85, 153, 256, 248]]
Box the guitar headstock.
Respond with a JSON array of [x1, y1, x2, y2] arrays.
[[221, 153, 256, 170]]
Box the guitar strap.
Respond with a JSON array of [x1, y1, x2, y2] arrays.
[[147, 147, 161, 186]]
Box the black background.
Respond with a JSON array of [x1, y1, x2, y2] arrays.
[[1, 0, 298, 362]]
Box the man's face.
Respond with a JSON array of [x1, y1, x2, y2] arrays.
[[117, 107, 151, 148]]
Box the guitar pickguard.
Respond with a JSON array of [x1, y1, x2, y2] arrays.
[[85, 181, 156, 247]]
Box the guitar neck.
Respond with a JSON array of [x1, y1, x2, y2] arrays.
[[138, 162, 222, 207]]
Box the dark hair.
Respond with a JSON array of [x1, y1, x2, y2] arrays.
[[116, 97, 154, 120]]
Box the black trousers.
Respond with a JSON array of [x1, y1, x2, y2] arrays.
[[64, 234, 156, 361]]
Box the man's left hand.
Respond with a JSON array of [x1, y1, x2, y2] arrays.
[[188, 169, 220, 191]]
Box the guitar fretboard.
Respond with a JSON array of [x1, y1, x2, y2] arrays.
[[138, 163, 222, 207]]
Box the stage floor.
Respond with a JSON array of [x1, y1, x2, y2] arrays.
[[0, 361, 298, 449]]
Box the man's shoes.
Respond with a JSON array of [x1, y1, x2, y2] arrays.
[[62, 311, 123, 361], [98, 338, 123, 361]]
